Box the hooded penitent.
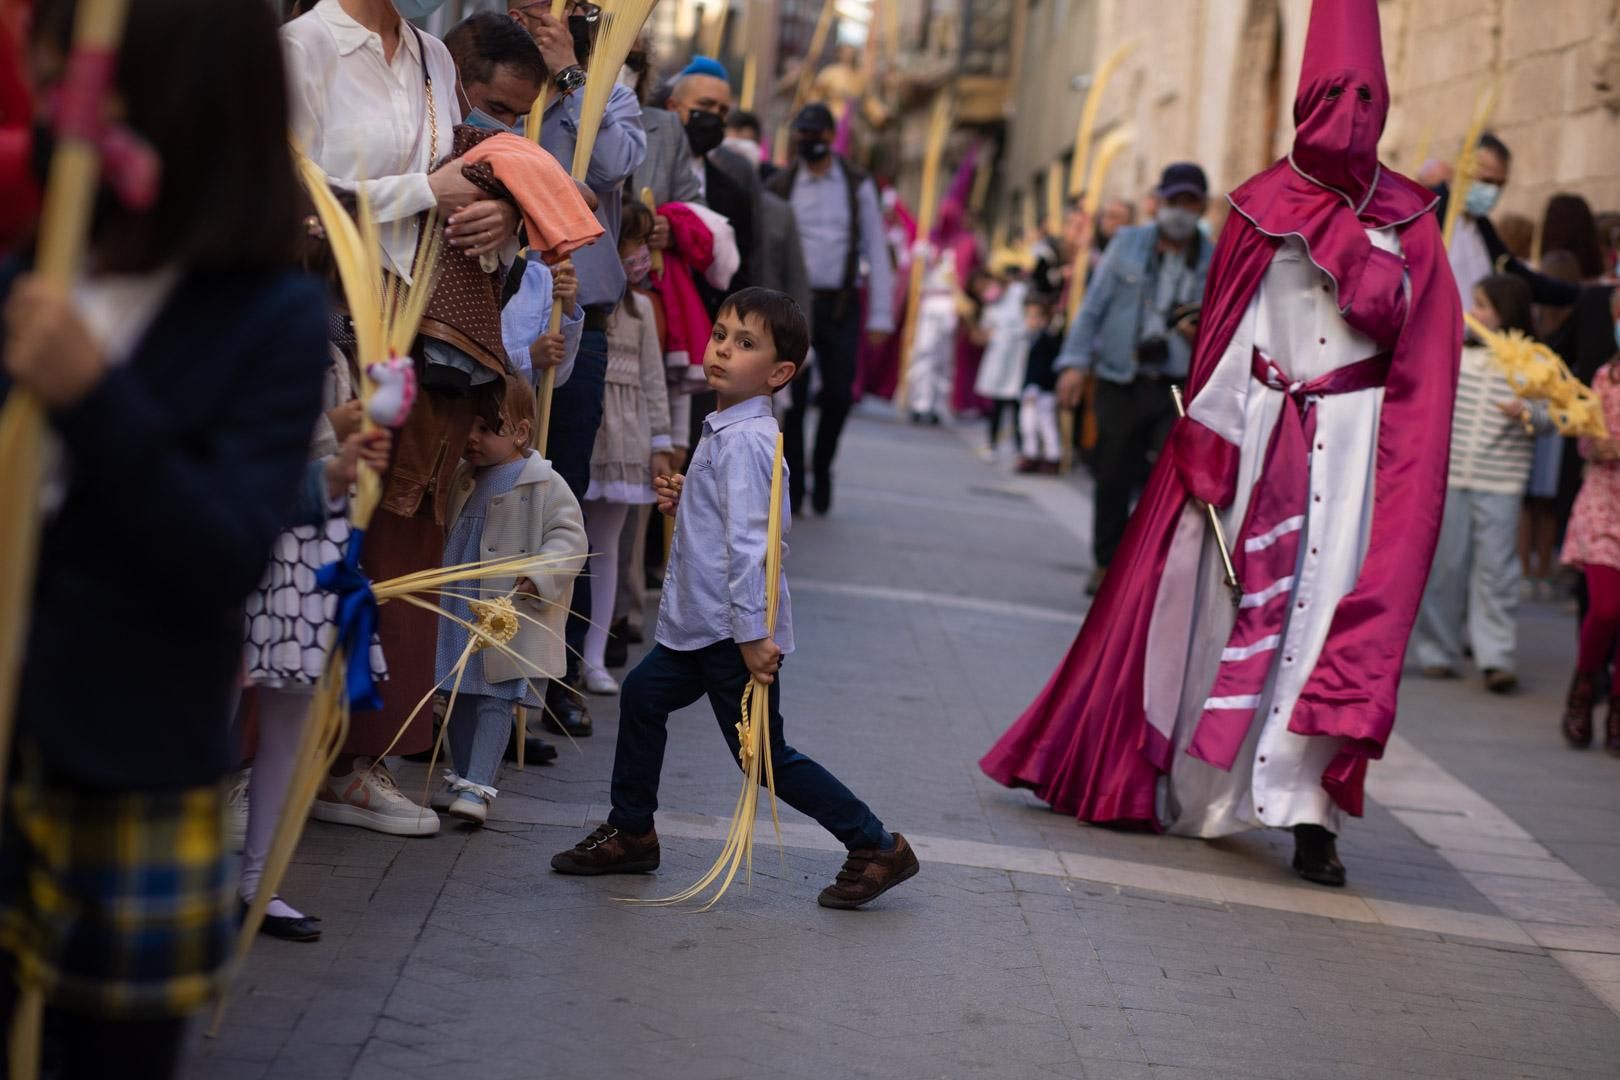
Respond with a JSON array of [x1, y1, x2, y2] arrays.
[[981, 0, 1461, 827], [934, 147, 985, 414]]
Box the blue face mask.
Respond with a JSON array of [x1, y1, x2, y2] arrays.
[[1464, 181, 1501, 219], [392, 0, 449, 20], [465, 107, 516, 134], [1613, 320, 1620, 355]]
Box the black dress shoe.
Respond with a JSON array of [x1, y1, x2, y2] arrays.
[[542, 683, 593, 738], [604, 619, 630, 669], [242, 898, 322, 942], [1291, 824, 1347, 887]]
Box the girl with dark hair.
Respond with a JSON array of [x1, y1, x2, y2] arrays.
[[1543, 193, 1609, 283], [1414, 274, 1551, 694], [0, 0, 328, 1072]]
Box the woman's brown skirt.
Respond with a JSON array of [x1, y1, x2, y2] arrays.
[[347, 507, 444, 757]]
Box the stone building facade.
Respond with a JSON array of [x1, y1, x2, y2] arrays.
[[998, 0, 1620, 236]]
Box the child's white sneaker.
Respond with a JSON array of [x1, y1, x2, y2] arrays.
[[311, 757, 440, 837], [448, 791, 489, 826]]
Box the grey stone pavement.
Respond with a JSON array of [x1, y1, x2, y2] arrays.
[[186, 406, 1620, 1079]]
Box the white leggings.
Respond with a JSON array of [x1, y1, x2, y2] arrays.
[[241, 686, 311, 903], [1020, 387, 1061, 461], [583, 499, 632, 675]]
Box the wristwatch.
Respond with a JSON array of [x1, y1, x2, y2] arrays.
[[553, 65, 586, 96]]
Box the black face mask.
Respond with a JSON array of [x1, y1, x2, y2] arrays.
[[568, 14, 593, 63], [684, 110, 726, 158], [795, 136, 830, 163]]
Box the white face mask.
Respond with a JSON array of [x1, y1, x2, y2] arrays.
[[1155, 206, 1200, 243], [721, 137, 761, 166], [617, 64, 638, 90], [1465, 181, 1502, 218]]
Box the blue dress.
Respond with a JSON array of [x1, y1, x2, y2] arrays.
[[434, 456, 541, 705]]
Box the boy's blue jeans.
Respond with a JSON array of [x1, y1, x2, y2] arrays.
[[607, 642, 890, 852]]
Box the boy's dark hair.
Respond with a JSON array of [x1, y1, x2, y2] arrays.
[[1476, 273, 1534, 338], [718, 287, 810, 368], [35, 0, 304, 272], [727, 110, 762, 137], [446, 11, 549, 89], [620, 199, 655, 246], [1477, 132, 1512, 163]]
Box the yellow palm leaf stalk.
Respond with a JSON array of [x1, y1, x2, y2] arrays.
[[632, 434, 787, 909], [1067, 39, 1137, 199], [702, 1, 727, 57], [791, 0, 838, 117], [740, 53, 758, 114], [0, 0, 133, 880], [525, 0, 572, 144], [1442, 79, 1500, 251], [1044, 159, 1064, 239], [294, 153, 440, 528], [1066, 125, 1134, 324], [5, 1, 133, 1060], [893, 93, 955, 413], [536, 0, 662, 456], [1463, 312, 1608, 438]]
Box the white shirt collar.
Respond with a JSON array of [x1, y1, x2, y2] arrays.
[[704, 395, 775, 434], [316, 0, 418, 61]]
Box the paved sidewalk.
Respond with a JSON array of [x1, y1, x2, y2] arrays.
[[186, 409, 1620, 1080]]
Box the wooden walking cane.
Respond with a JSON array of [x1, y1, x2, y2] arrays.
[[2, 4, 134, 1069], [1170, 385, 1242, 610]]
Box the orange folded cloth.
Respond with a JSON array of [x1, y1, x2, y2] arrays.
[[461, 132, 604, 264]]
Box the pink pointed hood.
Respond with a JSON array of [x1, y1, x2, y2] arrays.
[[1290, 0, 1389, 209]]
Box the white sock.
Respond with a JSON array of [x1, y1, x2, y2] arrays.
[[243, 892, 307, 921]]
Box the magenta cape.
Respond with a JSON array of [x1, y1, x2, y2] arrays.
[[980, 166, 1461, 826]]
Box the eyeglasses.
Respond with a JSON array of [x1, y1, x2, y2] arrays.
[[515, 1, 600, 20]]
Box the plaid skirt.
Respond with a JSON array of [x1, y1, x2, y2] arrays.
[[0, 745, 235, 1019]]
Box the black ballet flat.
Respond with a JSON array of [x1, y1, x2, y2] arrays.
[[241, 898, 322, 942], [1291, 824, 1347, 888]]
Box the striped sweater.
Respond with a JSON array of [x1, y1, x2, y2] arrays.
[[1447, 344, 1554, 495]]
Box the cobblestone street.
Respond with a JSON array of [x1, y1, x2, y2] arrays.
[[186, 408, 1620, 1080]]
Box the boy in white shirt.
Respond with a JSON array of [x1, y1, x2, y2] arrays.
[[551, 289, 919, 909]]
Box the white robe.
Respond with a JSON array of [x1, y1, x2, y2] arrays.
[[908, 248, 960, 416], [1146, 228, 1403, 838]]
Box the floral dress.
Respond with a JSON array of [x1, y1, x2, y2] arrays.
[[1561, 362, 1620, 572]]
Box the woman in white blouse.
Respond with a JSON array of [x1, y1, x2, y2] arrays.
[[282, 0, 519, 837], [283, 0, 516, 276]]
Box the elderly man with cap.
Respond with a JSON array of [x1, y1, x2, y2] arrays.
[[1055, 162, 1214, 595], [766, 102, 895, 515]]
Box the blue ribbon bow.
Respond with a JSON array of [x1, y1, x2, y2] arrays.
[[316, 528, 384, 712]]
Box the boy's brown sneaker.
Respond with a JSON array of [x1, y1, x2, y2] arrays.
[[816, 833, 920, 909], [550, 823, 660, 875]]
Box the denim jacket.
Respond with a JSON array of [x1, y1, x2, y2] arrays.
[[1056, 223, 1213, 384]]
